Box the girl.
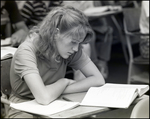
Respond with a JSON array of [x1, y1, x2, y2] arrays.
[[8, 6, 105, 118]]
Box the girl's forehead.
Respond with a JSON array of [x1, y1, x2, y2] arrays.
[[72, 36, 85, 43], [72, 32, 86, 42], [60, 26, 87, 42]]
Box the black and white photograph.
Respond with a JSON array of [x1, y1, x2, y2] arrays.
[[1, 1, 149, 118]]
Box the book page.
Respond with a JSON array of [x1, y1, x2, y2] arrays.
[[10, 99, 79, 116], [1, 46, 17, 60], [80, 86, 138, 108], [103, 83, 149, 96]]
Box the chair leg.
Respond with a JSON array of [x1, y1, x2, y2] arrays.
[[1, 93, 10, 118], [111, 16, 129, 64], [127, 61, 133, 84], [121, 43, 129, 64]]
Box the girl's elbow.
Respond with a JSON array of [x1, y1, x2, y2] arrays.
[[96, 75, 105, 86], [101, 78, 105, 85], [35, 94, 52, 105]]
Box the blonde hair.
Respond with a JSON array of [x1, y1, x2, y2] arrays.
[[30, 6, 94, 62]]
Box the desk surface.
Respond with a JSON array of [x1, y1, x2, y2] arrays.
[[48, 92, 109, 118], [44, 92, 148, 118], [86, 10, 122, 18], [83, 6, 122, 21]]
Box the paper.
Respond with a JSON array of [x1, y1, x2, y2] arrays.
[[1, 46, 17, 60], [83, 6, 109, 16], [10, 99, 79, 116], [1, 37, 11, 46]]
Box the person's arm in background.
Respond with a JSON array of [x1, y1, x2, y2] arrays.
[[5, 1, 28, 47], [11, 21, 28, 47]]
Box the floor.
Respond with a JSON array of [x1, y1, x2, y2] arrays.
[[106, 42, 128, 84]]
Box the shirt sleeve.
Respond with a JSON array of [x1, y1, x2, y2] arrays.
[[5, 1, 23, 24], [67, 46, 91, 70], [14, 43, 39, 79], [21, 1, 33, 23]]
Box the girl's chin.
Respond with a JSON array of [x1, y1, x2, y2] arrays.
[[62, 55, 69, 59]]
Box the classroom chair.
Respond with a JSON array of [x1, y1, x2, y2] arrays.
[[130, 97, 149, 118], [1, 58, 12, 117], [1, 58, 40, 118], [122, 7, 149, 84]]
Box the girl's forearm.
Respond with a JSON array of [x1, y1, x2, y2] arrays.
[[45, 78, 69, 103], [63, 76, 105, 94]]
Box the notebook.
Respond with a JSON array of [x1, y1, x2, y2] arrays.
[[10, 99, 79, 116]]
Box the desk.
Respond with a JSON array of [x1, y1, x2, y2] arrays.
[[85, 9, 122, 20], [43, 92, 148, 118], [1, 57, 12, 95]]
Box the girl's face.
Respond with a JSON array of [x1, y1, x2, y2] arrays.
[[55, 33, 84, 59]]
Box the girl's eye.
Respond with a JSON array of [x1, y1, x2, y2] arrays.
[[72, 41, 77, 45]]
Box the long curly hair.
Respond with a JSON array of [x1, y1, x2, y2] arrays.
[[29, 6, 94, 62]]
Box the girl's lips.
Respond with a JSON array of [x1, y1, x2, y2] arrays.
[[68, 52, 74, 55]]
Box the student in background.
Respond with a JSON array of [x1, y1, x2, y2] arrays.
[[7, 6, 105, 118], [1, 1, 28, 47], [139, 1, 149, 59], [20, 1, 62, 29]]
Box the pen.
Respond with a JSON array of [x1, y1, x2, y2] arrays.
[[62, 97, 72, 102]]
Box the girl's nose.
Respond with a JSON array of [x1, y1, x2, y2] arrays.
[[72, 44, 79, 52]]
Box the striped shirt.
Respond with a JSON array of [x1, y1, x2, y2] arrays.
[[21, 1, 51, 28]]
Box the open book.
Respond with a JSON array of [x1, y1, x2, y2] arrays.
[[80, 83, 149, 108], [10, 99, 79, 117], [1, 46, 17, 60]]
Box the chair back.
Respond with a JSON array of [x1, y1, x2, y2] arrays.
[[1, 58, 12, 96], [122, 7, 142, 60], [130, 97, 149, 118], [123, 7, 141, 32]]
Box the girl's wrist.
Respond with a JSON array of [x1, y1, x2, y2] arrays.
[[60, 78, 70, 86]]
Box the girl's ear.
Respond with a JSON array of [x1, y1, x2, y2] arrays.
[[55, 28, 60, 35], [54, 28, 60, 40], [56, 28, 59, 32]]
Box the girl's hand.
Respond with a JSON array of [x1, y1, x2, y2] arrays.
[[59, 78, 76, 86], [11, 29, 28, 47], [68, 79, 76, 85]]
